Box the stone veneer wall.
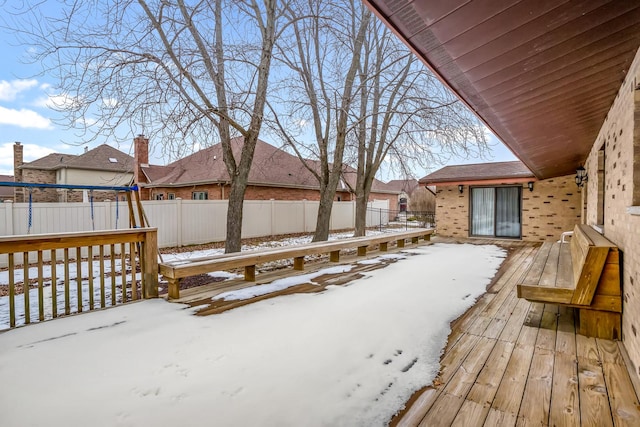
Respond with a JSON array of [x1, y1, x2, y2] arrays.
[[19, 169, 58, 202], [435, 175, 581, 242], [584, 46, 640, 374]]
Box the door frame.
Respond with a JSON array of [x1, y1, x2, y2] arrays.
[[468, 185, 522, 239]]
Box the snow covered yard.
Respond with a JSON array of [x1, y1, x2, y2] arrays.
[[0, 243, 505, 426]]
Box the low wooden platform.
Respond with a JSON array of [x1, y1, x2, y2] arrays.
[[395, 239, 640, 426]]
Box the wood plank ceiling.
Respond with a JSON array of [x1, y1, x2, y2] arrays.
[[362, 0, 640, 179]]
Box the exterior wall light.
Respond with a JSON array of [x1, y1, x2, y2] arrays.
[[458, 184, 464, 194], [575, 166, 588, 187], [527, 181, 534, 192]]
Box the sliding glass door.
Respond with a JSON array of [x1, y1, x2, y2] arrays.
[[471, 186, 521, 238]]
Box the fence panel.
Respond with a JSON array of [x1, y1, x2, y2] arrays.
[[0, 198, 395, 249], [273, 201, 304, 235], [242, 201, 273, 238], [331, 202, 354, 230], [142, 200, 179, 247], [179, 200, 227, 246]]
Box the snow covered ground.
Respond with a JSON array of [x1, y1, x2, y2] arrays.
[[0, 243, 505, 427], [0, 229, 389, 329]]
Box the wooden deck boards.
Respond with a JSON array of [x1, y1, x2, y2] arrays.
[[395, 240, 640, 427]]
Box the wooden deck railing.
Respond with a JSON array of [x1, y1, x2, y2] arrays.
[[0, 228, 158, 329]]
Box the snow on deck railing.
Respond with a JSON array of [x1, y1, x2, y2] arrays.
[[0, 228, 159, 329]]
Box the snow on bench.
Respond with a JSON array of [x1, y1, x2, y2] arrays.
[[159, 229, 434, 299]]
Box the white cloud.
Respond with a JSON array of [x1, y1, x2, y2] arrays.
[[101, 98, 118, 108], [73, 117, 98, 127], [33, 93, 81, 110], [0, 105, 52, 129], [0, 79, 38, 101], [0, 142, 56, 175]]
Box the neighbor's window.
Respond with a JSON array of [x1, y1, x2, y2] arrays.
[[168, 193, 176, 200], [192, 191, 208, 200], [155, 193, 164, 200]]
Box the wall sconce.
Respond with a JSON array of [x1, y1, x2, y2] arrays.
[[458, 184, 464, 194], [575, 166, 588, 188], [527, 181, 534, 192]]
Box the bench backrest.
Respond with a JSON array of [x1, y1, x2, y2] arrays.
[[569, 224, 616, 305]]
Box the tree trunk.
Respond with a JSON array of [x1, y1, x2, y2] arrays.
[[225, 176, 248, 253], [354, 194, 368, 237], [313, 182, 337, 241]]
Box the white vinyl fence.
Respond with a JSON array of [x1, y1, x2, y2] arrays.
[[0, 199, 389, 249]]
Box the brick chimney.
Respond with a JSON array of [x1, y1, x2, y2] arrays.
[[13, 142, 24, 202], [133, 134, 149, 186]]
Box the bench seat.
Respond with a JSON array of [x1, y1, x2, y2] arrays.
[[160, 229, 433, 299], [517, 224, 621, 339]]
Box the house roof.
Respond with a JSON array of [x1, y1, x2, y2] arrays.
[[21, 153, 77, 170], [386, 179, 420, 194], [419, 161, 535, 185], [63, 144, 133, 173], [362, 0, 640, 180], [142, 138, 398, 194], [21, 144, 133, 173], [0, 175, 13, 198]]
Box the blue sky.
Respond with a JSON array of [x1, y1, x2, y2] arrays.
[[0, 6, 516, 178]]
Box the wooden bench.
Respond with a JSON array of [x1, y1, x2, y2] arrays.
[[517, 224, 621, 339], [160, 229, 434, 299]]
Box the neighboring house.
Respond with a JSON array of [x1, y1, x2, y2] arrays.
[[386, 179, 435, 213], [133, 135, 399, 207], [13, 142, 133, 203], [366, 1, 640, 371], [419, 161, 581, 241], [0, 175, 14, 202]]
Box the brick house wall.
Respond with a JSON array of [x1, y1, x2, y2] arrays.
[[148, 183, 396, 205], [434, 186, 468, 238], [434, 175, 581, 241], [583, 46, 640, 373], [521, 176, 582, 241]]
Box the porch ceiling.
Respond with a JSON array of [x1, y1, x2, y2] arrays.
[[362, 0, 640, 179]]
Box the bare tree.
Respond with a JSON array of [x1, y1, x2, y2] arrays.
[[269, 0, 371, 241], [7, 0, 284, 253], [348, 18, 488, 236]]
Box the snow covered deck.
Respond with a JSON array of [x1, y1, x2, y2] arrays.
[[394, 239, 640, 427]]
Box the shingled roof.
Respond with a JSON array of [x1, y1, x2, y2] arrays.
[[419, 161, 534, 185], [21, 144, 133, 173], [21, 153, 77, 170], [141, 138, 398, 194], [385, 179, 420, 194]]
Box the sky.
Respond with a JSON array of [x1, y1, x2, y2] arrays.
[[0, 3, 517, 178]]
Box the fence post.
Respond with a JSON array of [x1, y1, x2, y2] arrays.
[[302, 199, 307, 233], [176, 198, 183, 247], [270, 199, 276, 236], [5, 200, 14, 236], [104, 200, 112, 230], [352, 200, 356, 228], [143, 228, 159, 298]]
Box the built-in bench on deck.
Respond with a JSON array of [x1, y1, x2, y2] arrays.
[[517, 224, 621, 339], [159, 229, 434, 299]]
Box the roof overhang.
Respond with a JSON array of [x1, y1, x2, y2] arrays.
[[362, 0, 640, 179], [423, 177, 536, 186]]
